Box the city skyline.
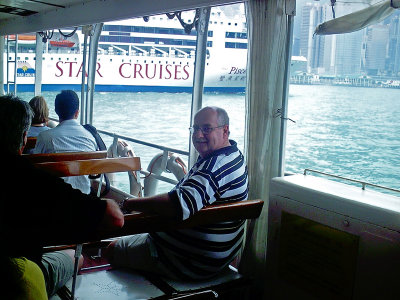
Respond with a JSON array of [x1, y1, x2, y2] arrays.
[[292, 0, 400, 78]]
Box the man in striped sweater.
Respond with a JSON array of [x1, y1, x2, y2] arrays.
[[107, 106, 248, 279]]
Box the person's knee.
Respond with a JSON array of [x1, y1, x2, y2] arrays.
[[61, 249, 84, 270], [103, 240, 118, 262]]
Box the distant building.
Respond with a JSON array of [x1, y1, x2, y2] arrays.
[[291, 56, 307, 75], [300, 2, 327, 73], [365, 24, 389, 75], [387, 13, 400, 76], [292, 37, 300, 56]]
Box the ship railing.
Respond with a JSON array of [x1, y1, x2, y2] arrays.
[[98, 129, 189, 187], [304, 169, 400, 195], [46, 118, 187, 189]]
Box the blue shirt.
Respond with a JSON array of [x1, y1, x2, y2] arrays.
[[151, 140, 249, 279], [34, 119, 98, 194], [27, 125, 50, 137]]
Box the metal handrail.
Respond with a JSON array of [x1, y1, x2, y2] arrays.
[[98, 129, 189, 156], [99, 129, 188, 188], [304, 169, 400, 194]]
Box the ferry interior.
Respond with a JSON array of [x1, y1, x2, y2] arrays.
[[1, 0, 400, 299]]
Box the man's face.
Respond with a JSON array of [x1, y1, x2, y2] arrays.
[[192, 108, 229, 158]]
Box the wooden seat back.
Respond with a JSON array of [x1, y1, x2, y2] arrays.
[[46, 199, 264, 300], [33, 156, 141, 177], [24, 151, 107, 164], [104, 199, 263, 239], [25, 137, 37, 151]]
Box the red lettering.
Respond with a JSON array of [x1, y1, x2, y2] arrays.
[[62, 61, 77, 77], [165, 64, 172, 79], [134, 64, 144, 79], [159, 64, 163, 79], [96, 62, 103, 77], [174, 65, 181, 80], [119, 63, 131, 78], [182, 65, 190, 80], [55, 61, 63, 77], [145, 64, 156, 79], [76, 63, 88, 78]]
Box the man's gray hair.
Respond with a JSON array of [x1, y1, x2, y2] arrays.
[[215, 107, 229, 126], [200, 106, 229, 126], [0, 94, 33, 154]]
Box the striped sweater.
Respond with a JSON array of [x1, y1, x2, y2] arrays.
[[150, 140, 248, 279]]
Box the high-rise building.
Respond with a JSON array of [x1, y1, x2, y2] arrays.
[[300, 2, 327, 73], [365, 25, 389, 75], [325, 3, 364, 76], [334, 30, 364, 76], [387, 13, 400, 76]]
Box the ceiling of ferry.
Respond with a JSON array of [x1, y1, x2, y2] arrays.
[[0, 0, 243, 35]]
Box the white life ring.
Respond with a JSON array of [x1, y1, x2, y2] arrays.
[[107, 140, 142, 197], [143, 152, 187, 197]]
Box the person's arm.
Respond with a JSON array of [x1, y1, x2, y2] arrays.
[[98, 199, 125, 230], [122, 193, 180, 219]]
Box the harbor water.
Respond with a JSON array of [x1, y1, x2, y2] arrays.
[[19, 84, 400, 195]]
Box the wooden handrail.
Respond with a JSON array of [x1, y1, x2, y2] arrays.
[[43, 199, 264, 248], [111, 199, 264, 238], [33, 157, 141, 177], [24, 150, 107, 163]]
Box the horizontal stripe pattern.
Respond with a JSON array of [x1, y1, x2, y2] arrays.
[[150, 140, 248, 279]]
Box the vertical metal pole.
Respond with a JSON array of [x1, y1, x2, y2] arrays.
[[87, 23, 103, 125], [80, 26, 91, 125], [0, 36, 4, 95], [34, 33, 43, 96], [188, 7, 211, 168], [13, 35, 17, 95], [278, 0, 296, 177], [6, 36, 9, 94]]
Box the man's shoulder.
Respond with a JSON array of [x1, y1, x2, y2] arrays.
[[197, 146, 243, 174], [36, 126, 56, 140]]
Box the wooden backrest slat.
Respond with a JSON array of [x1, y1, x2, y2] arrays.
[[114, 199, 264, 237], [43, 199, 263, 247], [116, 199, 264, 237], [34, 157, 141, 177], [24, 151, 108, 163], [25, 137, 37, 150]]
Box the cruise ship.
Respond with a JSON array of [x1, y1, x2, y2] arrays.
[[5, 7, 248, 93]]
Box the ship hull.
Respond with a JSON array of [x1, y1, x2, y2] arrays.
[[4, 51, 247, 93]]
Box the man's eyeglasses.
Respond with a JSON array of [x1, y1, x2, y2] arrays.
[[189, 125, 225, 135]]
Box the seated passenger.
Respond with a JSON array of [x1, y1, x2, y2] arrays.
[[27, 96, 50, 138], [0, 94, 124, 298], [107, 106, 249, 280], [34, 90, 98, 194], [3, 256, 47, 300]]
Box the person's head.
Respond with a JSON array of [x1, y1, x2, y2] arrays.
[[191, 106, 230, 158], [55, 90, 79, 121], [29, 96, 49, 125], [0, 94, 33, 154]]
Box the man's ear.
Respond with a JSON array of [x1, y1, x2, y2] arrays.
[[74, 109, 80, 119], [223, 125, 230, 137], [19, 131, 28, 155]]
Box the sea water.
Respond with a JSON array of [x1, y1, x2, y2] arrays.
[[19, 84, 400, 195]]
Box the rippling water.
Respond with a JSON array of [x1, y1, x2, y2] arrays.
[[20, 84, 400, 194]]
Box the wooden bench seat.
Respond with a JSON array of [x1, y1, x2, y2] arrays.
[[32, 156, 140, 178], [24, 150, 107, 163], [35, 154, 263, 299], [47, 199, 263, 300], [43, 199, 263, 246]]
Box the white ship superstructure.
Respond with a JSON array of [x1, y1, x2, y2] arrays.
[[4, 8, 248, 92]]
